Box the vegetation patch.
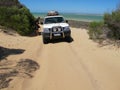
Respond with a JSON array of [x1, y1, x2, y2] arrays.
[[88, 6, 120, 46], [104, 9, 120, 40], [0, 0, 35, 36], [88, 21, 104, 40]]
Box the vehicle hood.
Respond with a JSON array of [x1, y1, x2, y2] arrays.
[[43, 23, 69, 28]]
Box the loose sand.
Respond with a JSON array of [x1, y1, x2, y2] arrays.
[[0, 28, 120, 90]]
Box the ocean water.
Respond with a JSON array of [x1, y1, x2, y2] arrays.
[[32, 12, 103, 22]]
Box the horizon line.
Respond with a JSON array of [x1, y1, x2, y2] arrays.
[[31, 11, 104, 15]]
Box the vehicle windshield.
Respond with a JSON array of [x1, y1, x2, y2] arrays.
[[44, 17, 64, 24]]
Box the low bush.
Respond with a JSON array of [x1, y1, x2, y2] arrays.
[[88, 21, 104, 39], [0, 1, 35, 35], [88, 7, 120, 41], [104, 10, 120, 40]]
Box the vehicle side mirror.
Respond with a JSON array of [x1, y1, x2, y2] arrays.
[[41, 22, 43, 25], [66, 20, 68, 23]]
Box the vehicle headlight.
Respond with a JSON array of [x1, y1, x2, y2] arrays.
[[44, 28, 49, 32], [58, 27, 62, 31], [63, 26, 70, 31], [53, 27, 57, 32]]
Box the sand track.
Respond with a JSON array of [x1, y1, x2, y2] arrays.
[[1, 28, 120, 90]]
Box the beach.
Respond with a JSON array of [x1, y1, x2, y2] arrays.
[[33, 12, 103, 29], [35, 13, 91, 29], [33, 12, 103, 22], [1, 27, 120, 90]]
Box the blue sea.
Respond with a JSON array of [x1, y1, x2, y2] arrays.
[[32, 12, 103, 22]]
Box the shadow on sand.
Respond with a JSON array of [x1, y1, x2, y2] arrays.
[[0, 59, 40, 89], [47, 37, 74, 44], [0, 46, 25, 60]]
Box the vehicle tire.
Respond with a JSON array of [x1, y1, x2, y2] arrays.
[[65, 36, 71, 42], [42, 35, 48, 44], [43, 37, 48, 44]]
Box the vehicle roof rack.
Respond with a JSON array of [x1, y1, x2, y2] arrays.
[[47, 11, 59, 16]]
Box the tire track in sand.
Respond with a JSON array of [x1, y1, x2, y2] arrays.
[[68, 44, 102, 90]]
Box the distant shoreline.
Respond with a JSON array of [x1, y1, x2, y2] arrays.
[[39, 18, 89, 29], [32, 13, 103, 29], [33, 12, 103, 29], [32, 12, 103, 22], [67, 20, 89, 29]]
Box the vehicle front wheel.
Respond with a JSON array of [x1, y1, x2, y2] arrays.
[[42, 36, 49, 44], [43, 37, 48, 44], [65, 36, 72, 42]]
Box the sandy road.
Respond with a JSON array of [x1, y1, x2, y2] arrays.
[[1, 28, 120, 90], [21, 28, 120, 90]]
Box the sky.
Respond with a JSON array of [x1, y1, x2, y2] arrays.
[[19, 0, 120, 14]]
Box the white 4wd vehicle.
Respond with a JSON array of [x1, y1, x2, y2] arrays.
[[42, 15, 71, 44]]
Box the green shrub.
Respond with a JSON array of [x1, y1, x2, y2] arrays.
[[104, 10, 120, 40], [0, 4, 35, 35], [88, 21, 104, 39]]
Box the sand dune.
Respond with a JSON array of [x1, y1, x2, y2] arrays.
[[0, 28, 120, 90]]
